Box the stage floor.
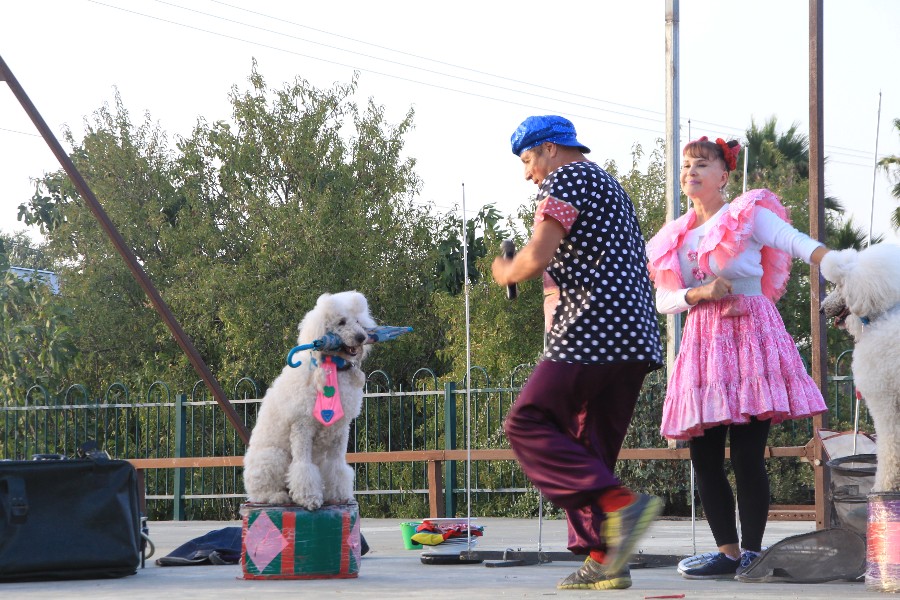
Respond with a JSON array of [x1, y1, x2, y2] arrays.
[[5, 516, 882, 598]]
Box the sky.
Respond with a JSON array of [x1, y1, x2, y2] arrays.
[[2, 0, 900, 247]]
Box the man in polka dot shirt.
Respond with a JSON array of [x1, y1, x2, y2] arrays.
[[492, 115, 664, 591]]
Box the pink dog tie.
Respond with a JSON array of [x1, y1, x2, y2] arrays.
[[314, 356, 343, 426]]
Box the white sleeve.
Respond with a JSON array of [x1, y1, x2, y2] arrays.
[[754, 208, 824, 262], [656, 287, 693, 314]]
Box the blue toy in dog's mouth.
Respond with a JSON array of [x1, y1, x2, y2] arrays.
[[286, 326, 413, 368]]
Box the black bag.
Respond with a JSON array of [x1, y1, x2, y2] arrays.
[[0, 455, 142, 581]]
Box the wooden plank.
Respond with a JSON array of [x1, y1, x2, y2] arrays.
[[129, 456, 243, 469], [427, 460, 444, 518], [128, 445, 809, 470], [128, 445, 815, 522], [769, 504, 816, 521]]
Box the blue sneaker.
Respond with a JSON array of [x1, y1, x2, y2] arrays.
[[677, 551, 721, 575], [736, 550, 760, 577], [680, 552, 739, 579]]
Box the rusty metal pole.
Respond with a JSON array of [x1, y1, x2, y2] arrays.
[[808, 0, 830, 529], [0, 54, 250, 445]]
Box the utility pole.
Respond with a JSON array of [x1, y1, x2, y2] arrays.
[[808, 0, 830, 530], [665, 0, 682, 390]]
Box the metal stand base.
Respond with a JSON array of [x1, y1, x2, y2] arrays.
[[420, 550, 683, 568]]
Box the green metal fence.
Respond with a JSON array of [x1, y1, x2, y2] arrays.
[[0, 359, 871, 520]]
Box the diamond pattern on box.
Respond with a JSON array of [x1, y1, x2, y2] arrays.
[[245, 510, 288, 572]]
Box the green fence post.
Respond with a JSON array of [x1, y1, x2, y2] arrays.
[[173, 393, 187, 521], [443, 382, 457, 517]]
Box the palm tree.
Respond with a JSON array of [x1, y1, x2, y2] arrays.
[[830, 219, 882, 250], [741, 116, 843, 212], [877, 118, 900, 231], [743, 116, 810, 185]]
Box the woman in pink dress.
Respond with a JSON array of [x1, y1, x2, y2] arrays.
[[646, 136, 831, 579]]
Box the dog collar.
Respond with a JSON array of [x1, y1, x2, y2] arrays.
[[311, 355, 353, 371], [860, 302, 900, 327], [329, 356, 353, 371]]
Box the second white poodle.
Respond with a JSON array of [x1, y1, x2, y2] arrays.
[[821, 244, 900, 492], [243, 291, 376, 509]]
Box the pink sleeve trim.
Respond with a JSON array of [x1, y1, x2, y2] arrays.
[[697, 188, 792, 302], [646, 211, 696, 290], [534, 196, 579, 233]]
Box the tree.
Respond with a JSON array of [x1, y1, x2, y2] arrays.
[[877, 118, 900, 230], [742, 116, 810, 186], [0, 232, 54, 270], [20, 66, 447, 392], [19, 91, 183, 391], [433, 204, 511, 296], [0, 243, 76, 403]]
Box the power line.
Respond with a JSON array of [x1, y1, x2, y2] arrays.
[[86, 0, 667, 134], [830, 158, 881, 168], [207, 2, 899, 166], [0, 126, 42, 137], [145, 0, 668, 127], [207, 0, 668, 119], [87, 1, 893, 162]]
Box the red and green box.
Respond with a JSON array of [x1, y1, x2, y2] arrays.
[[241, 502, 361, 579]]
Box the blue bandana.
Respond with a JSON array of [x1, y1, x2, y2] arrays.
[[510, 115, 591, 156]]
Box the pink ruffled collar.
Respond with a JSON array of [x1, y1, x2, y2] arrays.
[[646, 189, 792, 302]]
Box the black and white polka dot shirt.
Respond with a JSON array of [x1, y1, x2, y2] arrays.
[[537, 161, 663, 369]]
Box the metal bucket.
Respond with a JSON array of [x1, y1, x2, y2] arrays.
[[827, 454, 877, 538]]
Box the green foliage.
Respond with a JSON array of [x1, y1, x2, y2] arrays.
[[743, 116, 810, 185], [605, 140, 668, 238], [433, 204, 510, 295], [18, 65, 446, 394], [0, 271, 77, 403], [1, 235, 75, 408], [877, 118, 900, 230], [0, 232, 54, 270]]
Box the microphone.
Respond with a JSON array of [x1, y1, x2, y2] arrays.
[[500, 240, 518, 300]]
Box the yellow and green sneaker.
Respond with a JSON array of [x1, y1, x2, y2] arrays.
[[601, 493, 664, 575], [557, 557, 632, 590]]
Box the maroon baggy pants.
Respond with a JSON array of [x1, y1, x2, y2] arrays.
[[504, 359, 650, 554]]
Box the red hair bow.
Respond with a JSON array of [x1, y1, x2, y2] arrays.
[[685, 136, 741, 171], [715, 138, 741, 171]]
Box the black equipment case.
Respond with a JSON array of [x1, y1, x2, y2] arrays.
[[0, 455, 142, 581]]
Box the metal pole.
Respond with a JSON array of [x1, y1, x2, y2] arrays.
[[665, 0, 682, 375], [808, 0, 831, 530], [853, 93, 882, 456], [0, 55, 251, 445], [666, 0, 693, 552], [867, 91, 883, 247], [461, 183, 473, 549], [743, 144, 749, 194]]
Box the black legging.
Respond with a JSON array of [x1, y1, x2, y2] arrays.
[[689, 417, 771, 552]]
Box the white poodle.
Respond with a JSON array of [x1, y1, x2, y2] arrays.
[[821, 244, 900, 492], [243, 291, 376, 509]]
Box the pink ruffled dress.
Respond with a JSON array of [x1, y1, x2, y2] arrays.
[[647, 189, 828, 440]]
